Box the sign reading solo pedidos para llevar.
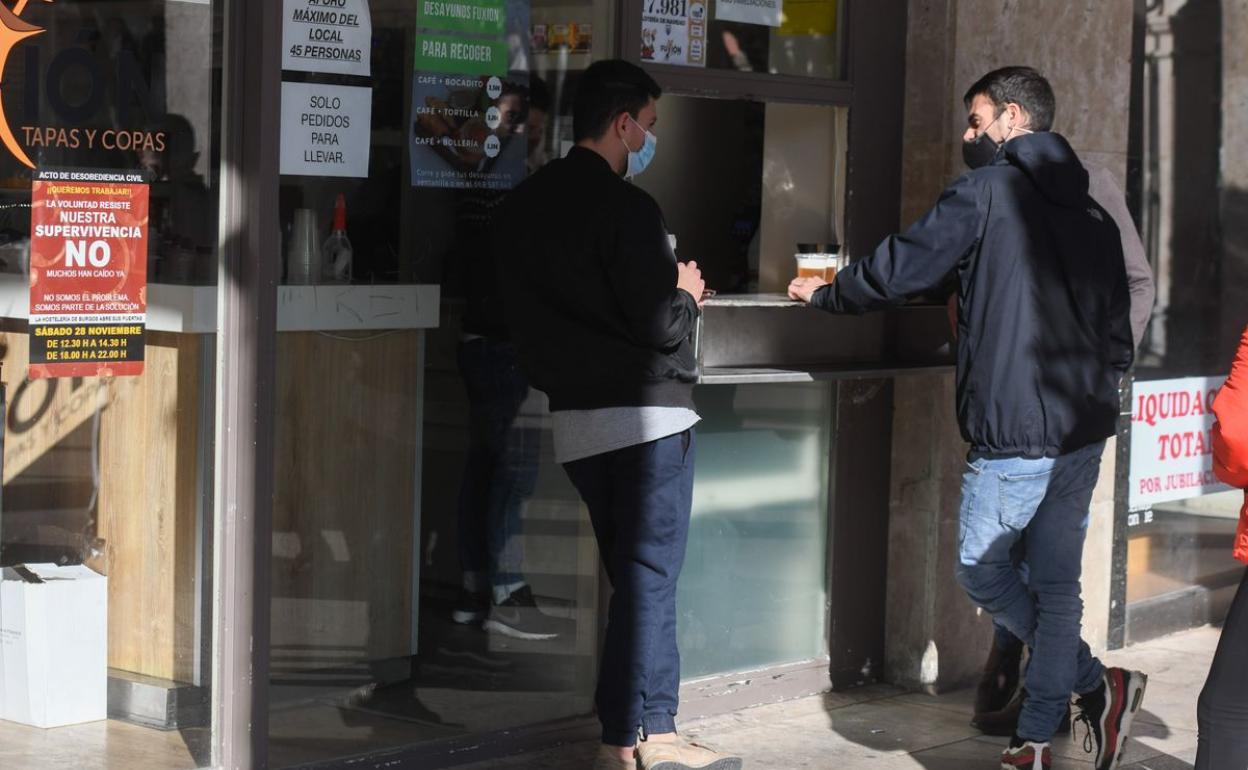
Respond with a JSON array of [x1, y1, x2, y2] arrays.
[[28, 168, 148, 379]]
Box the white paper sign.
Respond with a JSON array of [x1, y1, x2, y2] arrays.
[[716, 0, 783, 27], [282, 0, 373, 77], [1129, 376, 1232, 510], [640, 0, 707, 68], [280, 82, 372, 178]]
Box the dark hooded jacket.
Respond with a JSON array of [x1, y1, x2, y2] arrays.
[[812, 132, 1133, 457], [495, 147, 699, 412]]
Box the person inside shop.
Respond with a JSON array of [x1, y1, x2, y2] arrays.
[[788, 66, 1145, 770], [1195, 322, 1248, 768], [709, 21, 768, 73], [958, 86, 1157, 736], [525, 75, 552, 174], [495, 59, 742, 770], [451, 75, 563, 642], [138, 113, 214, 283]]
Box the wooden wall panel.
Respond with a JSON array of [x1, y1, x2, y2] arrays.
[[1, 330, 114, 486], [97, 332, 202, 683], [1, 327, 203, 683], [270, 331, 420, 668], [2, 324, 423, 681]]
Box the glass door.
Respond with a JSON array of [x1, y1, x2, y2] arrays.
[[263, 1, 617, 765], [0, 1, 224, 767]]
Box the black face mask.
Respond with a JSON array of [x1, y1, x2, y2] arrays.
[[962, 131, 1000, 169]]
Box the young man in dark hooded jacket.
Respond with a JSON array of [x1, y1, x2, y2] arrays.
[[789, 66, 1146, 770]]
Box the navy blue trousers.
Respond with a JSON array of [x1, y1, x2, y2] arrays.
[[564, 430, 695, 747]]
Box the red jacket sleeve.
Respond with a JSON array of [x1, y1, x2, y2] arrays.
[[1213, 325, 1248, 489]]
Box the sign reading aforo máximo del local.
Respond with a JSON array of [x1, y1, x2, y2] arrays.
[[28, 168, 149, 378], [282, 0, 373, 77]]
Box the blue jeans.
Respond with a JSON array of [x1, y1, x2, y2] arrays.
[[955, 441, 1107, 742], [563, 430, 696, 748], [457, 338, 540, 587]]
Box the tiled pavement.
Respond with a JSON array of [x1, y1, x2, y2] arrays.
[[461, 625, 1217, 769]]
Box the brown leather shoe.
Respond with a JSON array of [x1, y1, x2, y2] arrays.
[[973, 687, 1073, 737], [974, 634, 1024, 717], [591, 744, 637, 770], [635, 736, 742, 770]]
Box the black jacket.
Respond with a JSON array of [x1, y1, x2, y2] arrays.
[[814, 132, 1133, 457], [456, 187, 511, 339], [496, 147, 699, 411]]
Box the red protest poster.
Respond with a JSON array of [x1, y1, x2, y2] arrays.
[[28, 168, 149, 378]]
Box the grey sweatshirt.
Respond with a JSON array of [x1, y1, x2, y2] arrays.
[[1086, 162, 1155, 349]]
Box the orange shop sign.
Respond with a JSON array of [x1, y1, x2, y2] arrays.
[[0, 1, 168, 169]]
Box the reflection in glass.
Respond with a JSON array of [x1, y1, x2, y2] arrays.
[[662, 1, 843, 80], [267, 1, 613, 766], [680, 383, 831, 677], [1126, 490, 1243, 641], [0, 1, 220, 767]]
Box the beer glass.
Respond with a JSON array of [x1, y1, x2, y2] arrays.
[[794, 253, 828, 280]]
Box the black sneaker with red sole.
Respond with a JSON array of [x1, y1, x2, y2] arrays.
[[1074, 667, 1149, 770], [1000, 737, 1050, 769]]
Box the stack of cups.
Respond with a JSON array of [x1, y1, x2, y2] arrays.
[[287, 209, 321, 285]]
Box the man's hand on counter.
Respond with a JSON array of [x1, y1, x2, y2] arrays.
[[788, 276, 827, 304], [677, 261, 707, 308]]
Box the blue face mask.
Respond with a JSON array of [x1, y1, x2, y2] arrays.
[[623, 116, 657, 178]]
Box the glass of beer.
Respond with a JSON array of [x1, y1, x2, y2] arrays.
[[824, 251, 847, 282], [795, 253, 828, 280]]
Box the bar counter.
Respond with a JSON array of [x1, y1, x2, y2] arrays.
[[696, 293, 955, 384]]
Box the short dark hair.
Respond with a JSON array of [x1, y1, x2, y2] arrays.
[[573, 60, 661, 143], [963, 66, 1056, 132]]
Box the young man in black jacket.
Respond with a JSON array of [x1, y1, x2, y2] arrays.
[[789, 67, 1145, 770], [496, 60, 742, 770]]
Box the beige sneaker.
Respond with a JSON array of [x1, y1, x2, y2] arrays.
[[591, 744, 637, 770], [635, 736, 743, 770]]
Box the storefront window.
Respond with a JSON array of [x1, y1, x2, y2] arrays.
[[263, 0, 846, 762], [1126, 491, 1243, 642], [266, 0, 612, 765], [1124, 0, 1247, 643], [0, 0, 889, 764], [0, 1, 220, 767]]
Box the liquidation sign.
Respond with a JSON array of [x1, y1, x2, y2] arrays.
[[1129, 375, 1232, 510], [28, 168, 148, 378]]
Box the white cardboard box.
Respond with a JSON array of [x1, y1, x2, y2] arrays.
[[0, 564, 108, 728]]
